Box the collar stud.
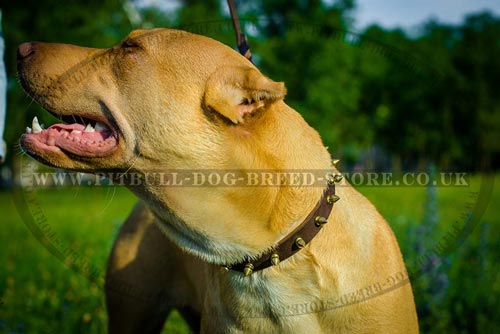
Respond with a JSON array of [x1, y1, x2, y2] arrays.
[[243, 263, 254, 276], [270, 253, 280, 266]]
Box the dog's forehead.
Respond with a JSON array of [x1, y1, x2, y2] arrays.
[[125, 28, 199, 47], [122, 28, 246, 69]]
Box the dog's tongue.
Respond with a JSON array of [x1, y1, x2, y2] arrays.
[[24, 117, 117, 157]]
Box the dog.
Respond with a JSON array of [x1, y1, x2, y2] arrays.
[[18, 28, 418, 333]]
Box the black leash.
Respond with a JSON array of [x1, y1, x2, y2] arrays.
[[226, 0, 253, 63]]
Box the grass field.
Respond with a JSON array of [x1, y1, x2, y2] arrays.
[[0, 173, 498, 333]]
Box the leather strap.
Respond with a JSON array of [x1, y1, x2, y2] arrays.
[[227, 180, 339, 274], [227, 0, 253, 62]]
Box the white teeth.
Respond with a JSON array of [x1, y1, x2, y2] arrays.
[[84, 123, 95, 132], [95, 122, 107, 132], [26, 127, 32, 134], [72, 130, 82, 134], [32, 116, 43, 133]]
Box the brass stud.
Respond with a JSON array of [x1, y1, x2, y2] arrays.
[[243, 263, 254, 276], [327, 174, 335, 185], [220, 265, 231, 273], [270, 253, 280, 266], [333, 174, 343, 183], [295, 237, 306, 249], [332, 159, 340, 167], [327, 194, 340, 205], [315, 216, 328, 227]]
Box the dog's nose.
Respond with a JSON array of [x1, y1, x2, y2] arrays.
[[17, 42, 37, 60]]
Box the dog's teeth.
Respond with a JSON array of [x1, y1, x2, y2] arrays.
[[72, 130, 82, 134], [26, 127, 32, 134], [32, 116, 43, 133], [84, 123, 95, 132], [95, 122, 107, 132]]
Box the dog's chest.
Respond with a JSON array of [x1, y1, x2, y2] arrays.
[[203, 271, 323, 333]]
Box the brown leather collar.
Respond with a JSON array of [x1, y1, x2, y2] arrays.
[[223, 174, 341, 276]]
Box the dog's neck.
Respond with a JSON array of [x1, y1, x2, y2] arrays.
[[134, 102, 334, 265]]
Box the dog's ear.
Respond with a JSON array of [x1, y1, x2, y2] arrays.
[[204, 66, 286, 124]]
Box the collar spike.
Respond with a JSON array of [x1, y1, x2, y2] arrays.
[[315, 216, 328, 226], [295, 237, 306, 249], [327, 194, 340, 205], [243, 263, 254, 276]]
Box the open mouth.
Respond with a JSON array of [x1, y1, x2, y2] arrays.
[[22, 114, 118, 158]]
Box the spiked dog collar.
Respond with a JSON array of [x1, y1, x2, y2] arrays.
[[221, 171, 342, 276]]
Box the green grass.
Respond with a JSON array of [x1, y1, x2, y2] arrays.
[[0, 186, 189, 333], [0, 173, 498, 333]]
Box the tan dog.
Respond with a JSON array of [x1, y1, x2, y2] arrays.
[[18, 28, 418, 333]]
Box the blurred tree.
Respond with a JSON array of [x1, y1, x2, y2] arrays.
[[452, 12, 500, 170], [177, 0, 222, 24], [357, 12, 499, 170]]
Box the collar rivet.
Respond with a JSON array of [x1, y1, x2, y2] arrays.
[[270, 253, 280, 266], [244, 263, 254, 276]]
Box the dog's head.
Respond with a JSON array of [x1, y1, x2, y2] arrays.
[[18, 28, 286, 172], [18, 29, 333, 263]]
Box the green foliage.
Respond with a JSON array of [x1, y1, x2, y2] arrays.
[[358, 12, 500, 170]]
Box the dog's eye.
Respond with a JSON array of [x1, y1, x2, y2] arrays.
[[121, 39, 140, 49]]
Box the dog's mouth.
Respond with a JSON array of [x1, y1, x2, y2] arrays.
[[21, 113, 118, 159]]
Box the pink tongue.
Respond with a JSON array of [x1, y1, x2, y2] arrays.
[[28, 122, 117, 157]]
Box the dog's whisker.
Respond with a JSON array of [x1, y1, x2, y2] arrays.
[[14, 143, 27, 157], [98, 186, 117, 216], [119, 151, 141, 178]]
